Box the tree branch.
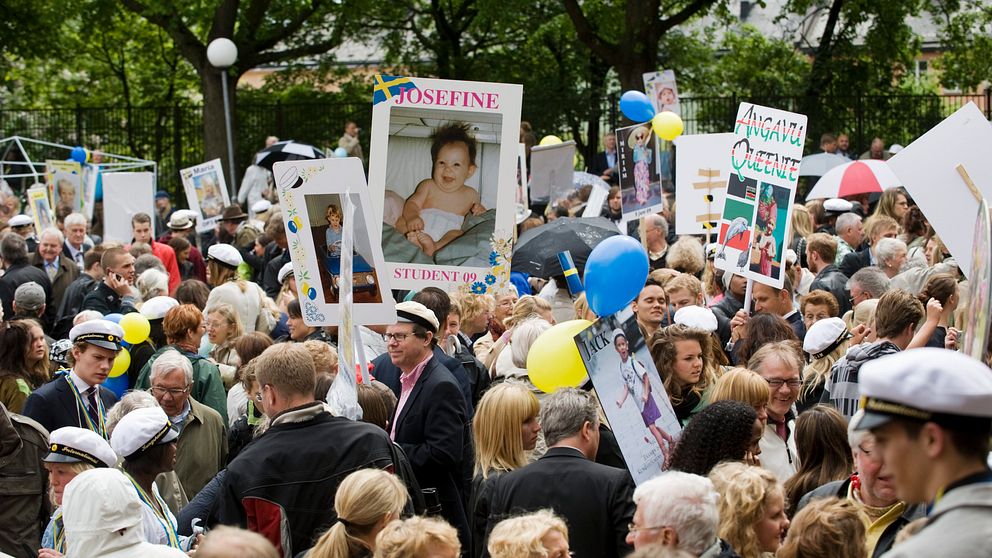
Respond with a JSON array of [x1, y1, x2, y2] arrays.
[[119, 0, 206, 71], [560, 0, 619, 65], [658, 0, 717, 35]]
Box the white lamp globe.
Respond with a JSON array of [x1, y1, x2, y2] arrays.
[[207, 38, 238, 68]]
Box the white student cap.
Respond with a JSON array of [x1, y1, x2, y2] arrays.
[[109, 407, 179, 460], [853, 348, 992, 431], [673, 306, 718, 333], [395, 301, 439, 333], [46, 427, 117, 468], [69, 319, 124, 351]]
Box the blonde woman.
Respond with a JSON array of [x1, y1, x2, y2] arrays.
[[487, 509, 570, 558], [307, 469, 408, 558], [707, 367, 770, 426], [798, 318, 852, 413], [206, 304, 244, 389], [778, 498, 866, 558], [648, 325, 716, 425], [204, 243, 275, 333], [469, 382, 541, 558], [373, 516, 460, 558], [709, 463, 789, 558]]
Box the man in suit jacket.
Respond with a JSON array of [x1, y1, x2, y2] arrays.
[[31, 227, 80, 313], [588, 133, 619, 185], [751, 275, 806, 342], [0, 233, 54, 329], [485, 388, 635, 558], [374, 301, 470, 549], [61, 211, 94, 269], [23, 320, 123, 439]]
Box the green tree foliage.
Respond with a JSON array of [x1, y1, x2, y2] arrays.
[[934, 0, 992, 90]]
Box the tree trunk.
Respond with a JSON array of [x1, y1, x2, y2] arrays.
[[201, 67, 238, 194]]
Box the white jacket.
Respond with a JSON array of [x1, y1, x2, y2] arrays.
[[758, 417, 799, 483], [205, 280, 267, 333], [62, 468, 188, 558]]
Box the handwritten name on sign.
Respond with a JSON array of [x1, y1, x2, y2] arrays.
[[729, 104, 806, 184]]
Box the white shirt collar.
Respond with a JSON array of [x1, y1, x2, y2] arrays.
[[69, 370, 96, 392]]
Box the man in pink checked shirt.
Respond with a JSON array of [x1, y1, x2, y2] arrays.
[[379, 300, 471, 550]]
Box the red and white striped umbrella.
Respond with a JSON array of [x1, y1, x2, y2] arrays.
[[805, 160, 901, 201]]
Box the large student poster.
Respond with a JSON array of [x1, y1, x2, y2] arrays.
[[28, 187, 54, 233], [367, 75, 522, 294], [274, 158, 397, 326], [643, 70, 681, 116], [713, 103, 807, 288], [575, 308, 682, 485], [616, 123, 665, 221], [180, 159, 230, 233], [46, 160, 84, 214]]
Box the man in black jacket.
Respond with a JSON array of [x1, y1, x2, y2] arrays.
[[81, 247, 137, 316], [219, 343, 396, 556], [374, 301, 471, 549], [0, 233, 54, 328], [485, 388, 635, 558], [806, 233, 851, 315]]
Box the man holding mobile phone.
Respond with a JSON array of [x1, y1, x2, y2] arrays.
[[81, 247, 138, 315]]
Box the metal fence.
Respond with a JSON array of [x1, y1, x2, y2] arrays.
[[1, 91, 988, 200]]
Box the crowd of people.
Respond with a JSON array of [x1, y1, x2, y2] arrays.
[[0, 144, 990, 558]]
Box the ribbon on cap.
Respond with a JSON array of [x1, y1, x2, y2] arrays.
[[74, 332, 122, 345], [49, 442, 104, 467], [134, 421, 175, 456]]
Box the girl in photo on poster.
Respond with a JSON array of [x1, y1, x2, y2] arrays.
[[755, 220, 777, 277], [628, 126, 653, 205], [756, 184, 777, 230], [614, 329, 674, 466]]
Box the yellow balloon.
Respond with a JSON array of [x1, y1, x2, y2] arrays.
[[119, 313, 151, 345], [110, 348, 130, 378], [652, 111, 684, 141], [526, 319, 593, 393], [539, 135, 563, 146]]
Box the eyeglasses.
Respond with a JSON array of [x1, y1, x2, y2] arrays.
[[765, 378, 801, 389], [150, 385, 191, 397], [628, 522, 668, 534], [384, 332, 415, 342]]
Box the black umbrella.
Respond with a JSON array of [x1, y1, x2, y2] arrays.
[[254, 140, 326, 170], [511, 216, 621, 278]]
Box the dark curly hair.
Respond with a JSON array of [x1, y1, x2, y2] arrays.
[[668, 400, 759, 476]]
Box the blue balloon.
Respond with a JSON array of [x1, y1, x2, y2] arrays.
[[104, 374, 129, 399], [334, 147, 348, 158], [583, 236, 650, 317], [619, 91, 655, 123], [70, 146, 87, 164], [103, 313, 124, 324]]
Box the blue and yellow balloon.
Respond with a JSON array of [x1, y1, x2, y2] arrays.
[[287, 216, 303, 234]]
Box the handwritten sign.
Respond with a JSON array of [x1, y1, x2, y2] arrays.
[[713, 103, 807, 289]]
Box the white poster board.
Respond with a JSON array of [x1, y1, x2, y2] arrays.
[[102, 172, 155, 243], [713, 103, 807, 289], [367, 75, 522, 294], [274, 158, 397, 326], [887, 102, 992, 279], [674, 133, 736, 235], [180, 159, 230, 233], [529, 141, 576, 205]]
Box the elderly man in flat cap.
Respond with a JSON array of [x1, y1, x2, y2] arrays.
[[374, 300, 471, 549], [853, 348, 992, 557]]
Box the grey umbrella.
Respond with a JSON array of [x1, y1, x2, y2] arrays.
[[511, 216, 621, 278]]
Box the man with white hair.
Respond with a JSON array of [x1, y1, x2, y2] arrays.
[[31, 227, 79, 312], [148, 350, 226, 500], [61, 212, 93, 268], [644, 214, 669, 271], [626, 471, 735, 557], [833, 212, 863, 266]]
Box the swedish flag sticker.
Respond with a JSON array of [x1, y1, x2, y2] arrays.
[[373, 74, 416, 105]]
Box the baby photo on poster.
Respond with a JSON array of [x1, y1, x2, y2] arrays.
[[381, 109, 498, 264]]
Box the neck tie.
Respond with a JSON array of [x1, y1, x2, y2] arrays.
[[47, 264, 57, 280], [85, 387, 100, 424]]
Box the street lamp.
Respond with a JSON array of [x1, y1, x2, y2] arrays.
[[207, 38, 238, 198]]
